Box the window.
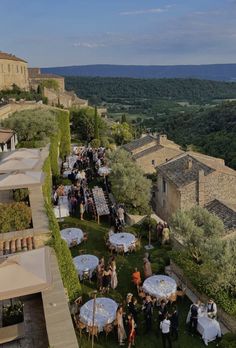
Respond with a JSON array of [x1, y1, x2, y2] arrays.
[[151, 159, 156, 166], [21, 66, 23, 74], [162, 178, 167, 193], [16, 65, 19, 73]]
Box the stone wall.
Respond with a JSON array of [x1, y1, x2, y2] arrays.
[[0, 59, 29, 90], [136, 147, 183, 174], [180, 182, 198, 210], [154, 174, 181, 221]]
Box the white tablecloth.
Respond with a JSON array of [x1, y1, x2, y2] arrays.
[[98, 166, 111, 176], [60, 228, 84, 247], [80, 297, 118, 331], [62, 170, 71, 178], [143, 275, 177, 299], [73, 255, 99, 280], [186, 310, 221, 345], [109, 232, 136, 253]]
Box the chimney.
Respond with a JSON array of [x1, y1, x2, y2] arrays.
[[157, 134, 167, 145], [198, 169, 205, 207], [186, 157, 193, 170]]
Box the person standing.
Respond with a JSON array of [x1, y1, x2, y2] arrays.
[[80, 201, 85, 220], [143, 257, 152, 279], [116, 305, 126, 346], [170, 306, 179, 340], [207, 299, 217, 319], [127, 314, 136, 348], [143, 295, 153, 333], [160, 314, 172, 348], [162, 223, 170, 245], [189, 301, 200, 334], [110, 259, 118, 290], [131, 268, 142, 291]]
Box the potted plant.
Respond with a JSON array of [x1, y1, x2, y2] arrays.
[[2, 301, 24, 327]]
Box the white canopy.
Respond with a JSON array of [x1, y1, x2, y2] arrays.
[[0, 171, 43, 190], [0, 247, 52, 300], [0, 158, 39, 173]]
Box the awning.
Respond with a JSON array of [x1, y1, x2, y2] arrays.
[[0, 171, 43, 189], [0, 247, 52, 300]]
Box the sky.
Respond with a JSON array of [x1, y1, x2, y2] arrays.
[[1, 0, 236, 67]]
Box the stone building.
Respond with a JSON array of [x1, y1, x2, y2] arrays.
[[0, 52, 29, 90], [28, 67, 65, 92], [153, 152, 236, 231], [28, 67, 88, 108], [0, 128, 18, 152], [123, 133, 183, 173]]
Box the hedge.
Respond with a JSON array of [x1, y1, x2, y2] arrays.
[[42, 157, 81, 300], [171, 251, 236, 316], [49, 133, 60, 177], [56, 110, 71, 160]]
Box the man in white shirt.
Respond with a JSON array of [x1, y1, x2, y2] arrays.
[[160, 314, 172, 348], [207, 299, 217, 319]]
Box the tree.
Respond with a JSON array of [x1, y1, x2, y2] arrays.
[[1, 109, 58, 147], [121, 114, 127, 123], [94, 106, 99, 139], [108, 149, 151, 214], [170, 206, 224, 263], [111, 122, 133, 145]]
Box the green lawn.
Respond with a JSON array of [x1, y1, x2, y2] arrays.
[[59, 217, 220, 348]]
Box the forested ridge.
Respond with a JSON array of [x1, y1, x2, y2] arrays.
[[144, 102, 236, 169], [65, 77, 236, 102]]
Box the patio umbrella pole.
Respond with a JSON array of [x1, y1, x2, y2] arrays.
[[91, 290, 97, 348]]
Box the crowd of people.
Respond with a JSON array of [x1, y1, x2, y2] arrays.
[[97, 256, 118, 294]]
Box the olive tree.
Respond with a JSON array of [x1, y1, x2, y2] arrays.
[[108, 149, 151, 214]]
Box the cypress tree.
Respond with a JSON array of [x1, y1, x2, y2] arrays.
[[94, 106, 99, 139]]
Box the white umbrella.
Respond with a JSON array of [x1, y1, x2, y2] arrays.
[[0, 171, 43, 190], [0, 247, 52, 300]]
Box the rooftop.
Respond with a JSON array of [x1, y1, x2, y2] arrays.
[[0, 129, 14, 144], [205, 199, 236, 232], [123, 134, 155, 152], [0, 52, 27, 63], [157, 154, 215, 187], [133, 144, 163, 160]]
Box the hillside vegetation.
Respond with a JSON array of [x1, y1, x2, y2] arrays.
[[65, 77, 236, 102], [143, 102, 236, 169]]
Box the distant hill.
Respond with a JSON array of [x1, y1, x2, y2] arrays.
[[64, 77, 236, 102], [42, 64, 236, 81]]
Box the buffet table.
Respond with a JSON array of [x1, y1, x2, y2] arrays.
[[142, 275, 177, 299], [79, 297, 118, 332], [186, 308, 221, 345]]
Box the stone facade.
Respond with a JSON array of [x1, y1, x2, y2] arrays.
[[0, 52, 29, 90], [28, 68, 65, 92], [154, 152, 236, 226], [124, 133, 183, 173]]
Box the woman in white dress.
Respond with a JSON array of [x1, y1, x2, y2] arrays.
[[116, 305, 126, 346], [110, 259, 118, 290]]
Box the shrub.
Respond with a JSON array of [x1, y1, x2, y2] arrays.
[[12, 188, 29, 202], [42, 157, 81, 300], [0, 202, 32, 233], [90, 138, 101, 148]]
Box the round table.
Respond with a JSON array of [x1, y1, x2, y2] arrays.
[[98, 166, 111, 176], [60, 228, 84, 247], [109, 232, 136, 253], [73, 254, 99, 280], [79, 297, 118, 332], [143, 275, 177, 299]]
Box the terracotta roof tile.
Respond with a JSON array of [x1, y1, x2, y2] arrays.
[[205, 199, 236, 232], [0, 52, 27, 63], [123, 135, 156, 152]]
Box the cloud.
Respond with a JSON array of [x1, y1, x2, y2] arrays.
[[73, 42, 106, 48], [120, 7, 168, 16]]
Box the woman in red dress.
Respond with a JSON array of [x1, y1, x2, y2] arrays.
[[127, 314, 136, 348]]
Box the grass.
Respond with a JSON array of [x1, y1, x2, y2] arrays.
[[59, 216, 220, 348]]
